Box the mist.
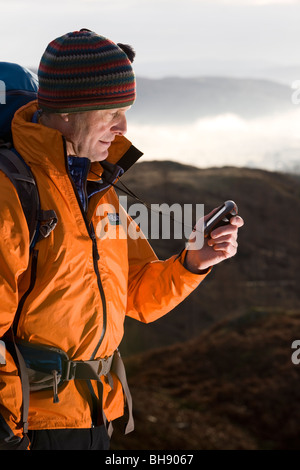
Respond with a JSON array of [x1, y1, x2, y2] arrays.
[[127, 107, 300, 173]]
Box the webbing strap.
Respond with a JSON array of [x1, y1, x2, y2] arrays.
[[111, 351, 134, 435], [67, 352, 134, 436], [66, 357, 114, 386], [0, 147, 35, 183], [10, 330, 30, 434]]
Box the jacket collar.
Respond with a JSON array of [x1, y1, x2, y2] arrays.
[[11, 100, 143, 179]]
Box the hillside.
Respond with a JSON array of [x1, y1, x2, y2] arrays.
[[111, 308, 300, 450], [117, 162, 300, 356]]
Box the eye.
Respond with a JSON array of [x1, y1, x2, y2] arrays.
[[110, 111, 119, 119]]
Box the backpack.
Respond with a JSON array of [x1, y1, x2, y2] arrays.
[[0, 62, 57, 250]]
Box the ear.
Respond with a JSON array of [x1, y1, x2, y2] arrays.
[[60, 113, 70, 122]]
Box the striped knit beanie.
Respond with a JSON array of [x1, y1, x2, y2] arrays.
[[37, 29, 136, 113]]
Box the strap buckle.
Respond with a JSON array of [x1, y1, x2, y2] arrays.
[[63, 356, 114, 382], [64, 361, 77, 381], [99, 357, 113, 376], [38, 210, 58, 239]]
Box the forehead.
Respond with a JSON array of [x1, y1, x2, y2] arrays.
[[82, 106, 131, 122], [105, 105, 132, 114]]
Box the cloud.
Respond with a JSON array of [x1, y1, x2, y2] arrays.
[[127, 108, 300, 172], [1, 0, 300, 74]]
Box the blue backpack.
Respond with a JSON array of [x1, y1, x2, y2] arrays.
[[0, 62, 38, 141], [0, 62, 57, 250]]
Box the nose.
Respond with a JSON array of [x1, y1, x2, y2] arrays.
[[112, 114, 127, 136]]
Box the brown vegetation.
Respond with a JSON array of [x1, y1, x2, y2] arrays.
[[112, 308, 300, 450], [110, 162, 300, 450]]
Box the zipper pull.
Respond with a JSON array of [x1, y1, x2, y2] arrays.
[[52, 370, 59, 403]]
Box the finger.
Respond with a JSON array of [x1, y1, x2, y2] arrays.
[[212, 241, 238, 257], [208, 236, 238, 248], [230, 215, 244, 228], [210, 224, 239, 239]]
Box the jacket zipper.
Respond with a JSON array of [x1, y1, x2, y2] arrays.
[[63, 141, 107, 360], [89, 223, 107, 360]]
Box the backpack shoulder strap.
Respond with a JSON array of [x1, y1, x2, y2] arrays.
[[0, 144, 57, 250], [0, 144, 39, 248]]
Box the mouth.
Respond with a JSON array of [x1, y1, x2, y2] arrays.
[[99, 140, 112, 148]]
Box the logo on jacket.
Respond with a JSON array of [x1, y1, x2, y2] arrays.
[[107, 213, 120, 225]]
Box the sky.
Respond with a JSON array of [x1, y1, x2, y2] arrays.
[[1, 0, 300, 76], [1, 0, 300, 170]]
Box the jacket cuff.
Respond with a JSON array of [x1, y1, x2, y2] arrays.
[[176, 249, 212, 279]]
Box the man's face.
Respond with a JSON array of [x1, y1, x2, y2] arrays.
[[65, 106, 130, 161]]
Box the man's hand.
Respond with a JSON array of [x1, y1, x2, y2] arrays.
[[184, 208, 244, 274]]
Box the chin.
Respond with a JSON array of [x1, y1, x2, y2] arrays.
[[91, 150, 109, 162]]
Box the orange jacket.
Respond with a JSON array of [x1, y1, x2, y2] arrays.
[[0, 102, 209, 443]]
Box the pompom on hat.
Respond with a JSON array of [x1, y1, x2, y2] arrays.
[[37, 29, 136, 113]]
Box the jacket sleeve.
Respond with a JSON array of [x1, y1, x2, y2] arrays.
[[125, 214, 210, 323], [0, 173, 30, 447]]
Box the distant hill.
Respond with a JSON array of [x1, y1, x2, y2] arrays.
[[132, 58, 300, 87], [128, 77, 293, 124], [111, 308, 300, 450], [27, 72, 294, 124], [117, 161, 300, 356]]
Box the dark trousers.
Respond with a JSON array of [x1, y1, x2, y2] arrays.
[[28, 425, 110, 450]]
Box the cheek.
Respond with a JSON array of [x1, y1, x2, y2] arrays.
[[91, 123, 110, 141], [70, 122, 87, 144], [75, 127, 100, 149]]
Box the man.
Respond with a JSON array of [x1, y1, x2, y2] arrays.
[[0, 29, 243, 450]]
